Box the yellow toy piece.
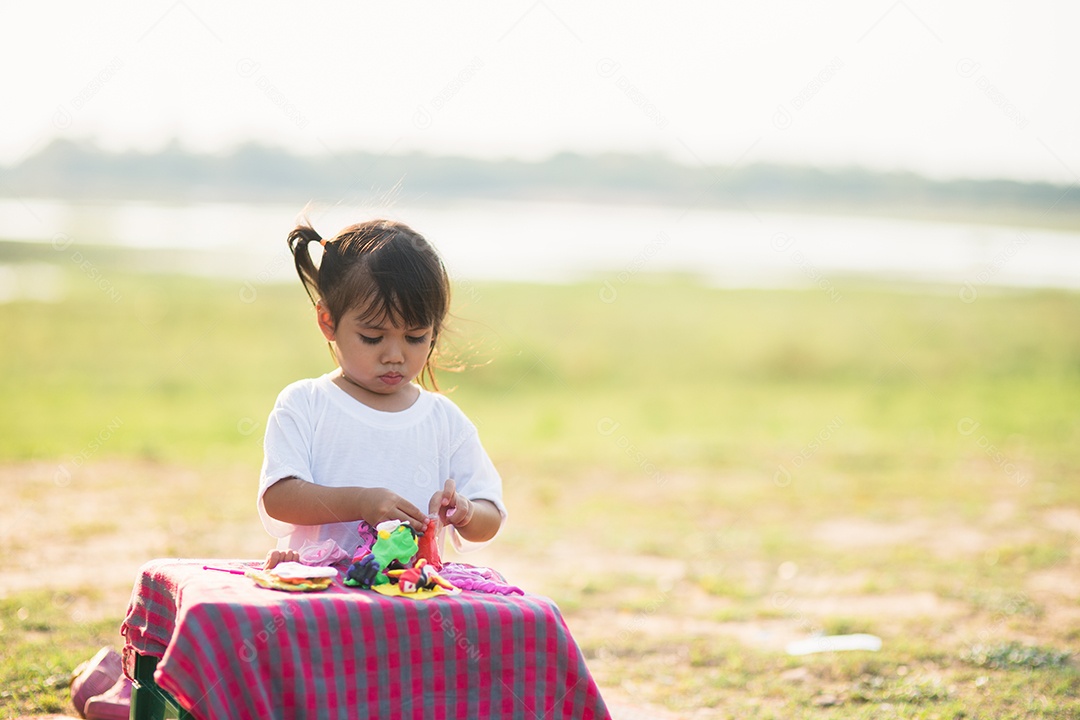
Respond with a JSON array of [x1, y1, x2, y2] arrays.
[[245, 567, 334, 592], [370, 583, 458, 600]]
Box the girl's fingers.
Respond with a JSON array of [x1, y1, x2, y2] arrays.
[[428, 479, 456, 516], [428, 490, 446, 515], [441, 478, 458, 516], [398, 500, 428, 530]]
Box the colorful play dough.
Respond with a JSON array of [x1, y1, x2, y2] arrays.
[[246, 564, 336, 592], [385, 559, 457, 594], [271, 562, 337, 580], [415, 517, 443, 570], [298, 538, 351, 566], [370, 523, 419, 585], [344, 554, 381, 588], [371, 583, 458, 600]]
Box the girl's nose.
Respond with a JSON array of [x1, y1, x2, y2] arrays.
[[382, 340, 404, 364]]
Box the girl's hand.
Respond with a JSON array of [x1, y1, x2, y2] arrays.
[[428, 478, 474, 528], [264, 548, 300, 570], [358, 487, 428, 532]]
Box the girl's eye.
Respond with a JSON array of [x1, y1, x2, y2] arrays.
[[406, 335, 429, 345], [359, 335, 381, 345]]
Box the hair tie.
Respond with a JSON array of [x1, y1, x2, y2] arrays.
[[319, 238, 327, 247]]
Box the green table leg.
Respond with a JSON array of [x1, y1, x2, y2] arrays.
[[129, 653, 194, 720]]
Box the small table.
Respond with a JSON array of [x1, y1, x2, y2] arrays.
[[122, 559, 611, 719]]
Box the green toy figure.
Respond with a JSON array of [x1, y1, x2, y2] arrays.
[[369, 520, 419, 585]]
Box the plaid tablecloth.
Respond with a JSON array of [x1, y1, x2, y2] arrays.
[[121, 558, 610, 719]]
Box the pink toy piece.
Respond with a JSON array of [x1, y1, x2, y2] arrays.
[[203, 565, 246, 575], [298, 538, 351, 566]]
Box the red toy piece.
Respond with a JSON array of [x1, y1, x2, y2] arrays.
[[386, 559, 458, 594], [415, 516, 443, 570]]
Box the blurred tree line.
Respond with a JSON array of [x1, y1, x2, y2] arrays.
[[3, 138, 1078, 228]]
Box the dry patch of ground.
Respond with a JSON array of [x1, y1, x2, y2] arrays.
[[0, 460, 272, 617]]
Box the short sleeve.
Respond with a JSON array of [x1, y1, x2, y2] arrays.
[[449, 426, 506, 517], [443, 402, 506, 550], [257, 388, 316, 539]]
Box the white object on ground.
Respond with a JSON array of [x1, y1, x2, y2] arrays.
[[785, 633, 882, 655]]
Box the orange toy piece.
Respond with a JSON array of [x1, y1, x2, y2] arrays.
[[415, 516, 443, 570]]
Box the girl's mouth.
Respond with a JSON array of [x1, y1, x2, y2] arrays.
[[380, 373, 403, 386]]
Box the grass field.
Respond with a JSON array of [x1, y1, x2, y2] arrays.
[[1, 239, 1078, 718]]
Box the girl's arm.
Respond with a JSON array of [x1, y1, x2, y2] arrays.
[[263, 477, 429, 532], [453, 499, 503, 543]]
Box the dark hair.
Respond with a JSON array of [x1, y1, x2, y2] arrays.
[[288, 219, 451, 390]]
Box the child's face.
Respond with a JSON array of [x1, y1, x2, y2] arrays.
[[318, 303, 433, 399]]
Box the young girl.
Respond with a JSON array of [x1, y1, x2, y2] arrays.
[[258, 219, 505, 567]]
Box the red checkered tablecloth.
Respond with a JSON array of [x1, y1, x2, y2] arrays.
[[121, 558, 611, 719]]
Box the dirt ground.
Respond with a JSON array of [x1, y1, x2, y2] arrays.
[[3, 460, 1078, 719]]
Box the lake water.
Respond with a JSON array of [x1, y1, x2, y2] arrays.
[[2, 197, 1079, 296]]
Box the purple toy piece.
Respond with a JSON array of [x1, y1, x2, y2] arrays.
[[437, 563, 524, 595], [344, 554, 381, 588], [353, 521, 378, 562]]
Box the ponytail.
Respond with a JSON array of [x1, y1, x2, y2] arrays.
[[287, 224, 324, 309]]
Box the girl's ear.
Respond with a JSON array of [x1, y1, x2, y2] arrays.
[[316, 302, 336, 341]]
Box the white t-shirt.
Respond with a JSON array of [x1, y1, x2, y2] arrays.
[[258, 372, 505, 554]]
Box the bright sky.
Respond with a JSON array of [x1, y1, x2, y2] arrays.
[[3, 1, 1078, 183]]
